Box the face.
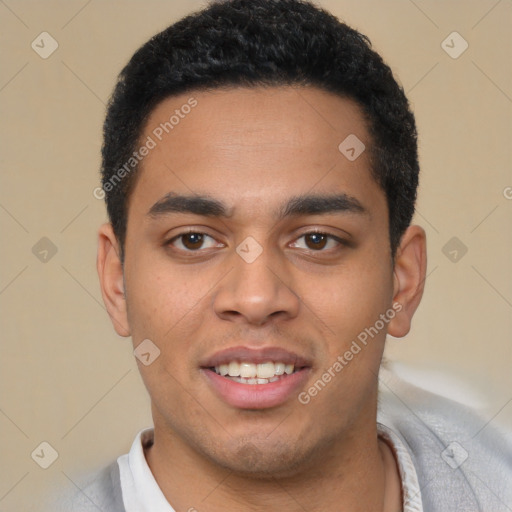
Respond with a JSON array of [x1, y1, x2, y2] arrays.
[[98, 86, 425, 477]]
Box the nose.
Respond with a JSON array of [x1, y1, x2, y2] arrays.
[[212, 245, 300, 326]]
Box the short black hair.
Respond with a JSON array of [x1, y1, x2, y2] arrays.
[[101, 0, 419, 261]]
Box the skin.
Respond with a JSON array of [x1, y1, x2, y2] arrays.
[[97, 86, 426, 511]]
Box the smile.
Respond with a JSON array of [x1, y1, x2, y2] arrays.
[[212, 361, 297, 384], [200, 346, 312, 409]]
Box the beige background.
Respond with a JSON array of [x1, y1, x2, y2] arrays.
[[1, 0, 511, 510]]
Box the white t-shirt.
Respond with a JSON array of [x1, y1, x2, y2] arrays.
[[118, 424, 423, 512]]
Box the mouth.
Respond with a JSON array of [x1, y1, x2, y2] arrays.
[[210, 360, 300, 384], [200, 346, 312, 409]]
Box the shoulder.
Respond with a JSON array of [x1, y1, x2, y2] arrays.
[[49, 460, 125, 512], [378, 369, 512, 511]]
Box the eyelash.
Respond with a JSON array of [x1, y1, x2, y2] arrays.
[[165, 229, 347, 254]]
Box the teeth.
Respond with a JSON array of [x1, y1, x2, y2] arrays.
[[228, 361, 240, 377], [228, 376, 276, 385], [240, 362, 257, 378], [214, 361, 297, 381], [257, 362, 275, 379], [274, 362, 285, 375]]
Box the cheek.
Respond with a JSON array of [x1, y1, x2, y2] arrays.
[[124, 254, 216, 345], [124, 263, 213, 406], [297, 262, 392, 420], [300, 258, 393, 344]]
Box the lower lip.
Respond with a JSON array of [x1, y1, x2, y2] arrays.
[[201, 368, 310, 409]]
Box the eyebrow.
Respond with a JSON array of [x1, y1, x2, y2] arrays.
[[147, 192, 368, 219]]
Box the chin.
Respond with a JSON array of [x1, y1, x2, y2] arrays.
[[204, 437, 316, 480]]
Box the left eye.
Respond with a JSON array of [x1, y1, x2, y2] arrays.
[[290, 232, 341, 251], [169, 232, 221, 251]]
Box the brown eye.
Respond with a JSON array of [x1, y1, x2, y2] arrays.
[[169, 232, 221, 252], [181, 233, 205, 250], [290, 232, 343, 252], [305, 233, 328, 250]]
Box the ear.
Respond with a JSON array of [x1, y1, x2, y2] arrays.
[[387, 225, 427, 338], [97, 223, 131, 337]]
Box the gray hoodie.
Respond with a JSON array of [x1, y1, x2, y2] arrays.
[[50, 371, 512, 511]]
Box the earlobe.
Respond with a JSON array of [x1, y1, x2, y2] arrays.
[[387, 225, 427, 339], [96, 223, 131, 337]]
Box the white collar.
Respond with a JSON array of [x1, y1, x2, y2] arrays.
[[118, 425, 422, 512], [377, 422, 423, 512], [118, 428, 176, 512]]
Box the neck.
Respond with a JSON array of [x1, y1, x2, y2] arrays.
[[144, 412, 402, 511]]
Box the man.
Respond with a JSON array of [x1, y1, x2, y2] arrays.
[[58, 0, 512, 510]]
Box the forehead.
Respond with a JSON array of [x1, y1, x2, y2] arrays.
[[129, 86, 384, 220]]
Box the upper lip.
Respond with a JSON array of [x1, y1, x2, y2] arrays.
[[200, 346, 312, 369]]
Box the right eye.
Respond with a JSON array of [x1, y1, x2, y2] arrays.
[[167, 232, 224, 252]]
